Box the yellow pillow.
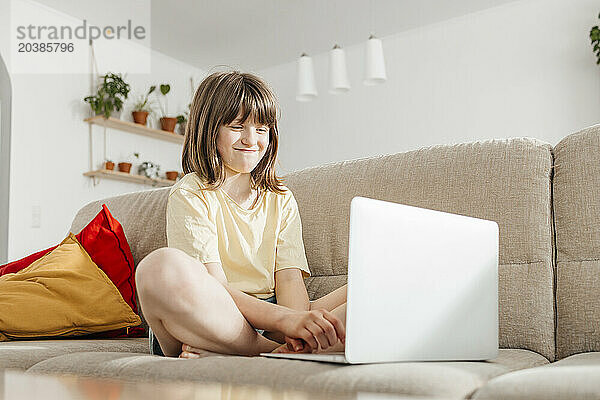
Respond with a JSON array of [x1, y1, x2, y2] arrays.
[[0, 233, 141, 341]]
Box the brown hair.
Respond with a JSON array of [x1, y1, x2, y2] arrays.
[[182, 70, 288, 201]]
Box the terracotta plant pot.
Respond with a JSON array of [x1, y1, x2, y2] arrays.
[[132, 111, 149, 125], [104, 161, 115, 170], [165, 171, 179, 181], [118, 162, 132, 173], [160, 117, 177, 132]]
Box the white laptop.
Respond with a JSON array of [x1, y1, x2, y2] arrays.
[[260, 196, 499, 364]]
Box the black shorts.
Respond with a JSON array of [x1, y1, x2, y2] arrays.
[[149, 294, 277, 357]]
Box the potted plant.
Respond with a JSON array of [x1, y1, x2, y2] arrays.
[[174, 77, 195, 135], [118, 152, 139, 174], [83, 73, 130, 119], [155, 84, 177, 132], [104, 159, 115, 171], [131, 85, 156, 125], [138, 161, 161, 179], [165, 171, 179, 181], [175, 103, 191, 136], [591, 13, 600, 65]]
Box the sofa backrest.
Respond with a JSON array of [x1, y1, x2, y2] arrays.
[[283, 138, 555, 361], [552, 124, 600, 360], [70, 187, 171, 267], [70, 137, 556, 360]]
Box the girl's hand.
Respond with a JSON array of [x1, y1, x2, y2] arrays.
[[275, 309, 345, 352]]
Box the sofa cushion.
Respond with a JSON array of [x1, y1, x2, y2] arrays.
[[0, 338, 147, 371], [471, 352, 600, 399], [0, 233, 141, 342], [25, 349, 548, 399], [283, 138, 555, 360], [552, 124, 600, 360], [0, 245, 57, 276], [70, 188, 171, 334], [3, 205, 144, 339], [74, 203, 143, 339]]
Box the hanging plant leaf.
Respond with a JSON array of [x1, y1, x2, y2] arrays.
[[160, 84, 171, 95]]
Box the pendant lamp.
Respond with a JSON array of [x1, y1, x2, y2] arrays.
[[296, 53, 318, 102], [328, 44, 350, 94], [364, 34, 387, 85]]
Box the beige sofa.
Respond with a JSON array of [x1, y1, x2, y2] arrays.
[[2, 124, 600, 399]]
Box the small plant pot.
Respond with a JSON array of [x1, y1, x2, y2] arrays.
[[104, 161, 115, 170], [160, 117, 177, 132], [132, 111, 149, 125], [118, 162, 132, 173], [165, 171, 179, 181]]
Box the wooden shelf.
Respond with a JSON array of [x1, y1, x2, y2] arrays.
[[83, 169, 177, 187], [84, 115, 185, 144]]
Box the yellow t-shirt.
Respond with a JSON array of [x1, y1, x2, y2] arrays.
[[166, 172, 311, 299]]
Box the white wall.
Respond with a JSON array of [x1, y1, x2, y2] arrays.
[[0, 53, 12, 265], [259, 0, 600, 175], [0, 1, 205, 262], [0, 4, 13, 264], [5, 55, 204, 261], [2, 0, 599, 262]]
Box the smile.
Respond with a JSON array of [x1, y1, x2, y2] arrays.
[[235, 149, 257, 153]]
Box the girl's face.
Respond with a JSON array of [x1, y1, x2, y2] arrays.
[[216, 112, 270, 176]]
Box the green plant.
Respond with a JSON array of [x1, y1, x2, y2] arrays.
[[176, 103, 191, 126], [127, 152, 140, 164], [155, 84, 171, 117], [84, 73, 131, 118], [591, 13, 600, 65], [132, 85, 156, 113]]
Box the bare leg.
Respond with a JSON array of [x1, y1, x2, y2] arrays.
[[310, 283, 347, 312], [136, 247, 281, 357]]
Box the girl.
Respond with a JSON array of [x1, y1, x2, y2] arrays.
[[135, 71, 348, 358]]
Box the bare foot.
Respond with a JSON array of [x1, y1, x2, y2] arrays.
[[178, 343, 224, 359], [271, 342, 310, 353]]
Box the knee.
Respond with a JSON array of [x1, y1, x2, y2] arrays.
[[135, 247, 207, 295], [135, 247, 169, 288]]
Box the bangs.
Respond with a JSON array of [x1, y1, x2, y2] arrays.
[[222, 77, 278, 127], [181, 70, 288, 195]]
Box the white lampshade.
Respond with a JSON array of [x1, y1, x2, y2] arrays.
[[364, 34, 387, 85], [296, 53, 318, 102], [328, 44, 350, 94]]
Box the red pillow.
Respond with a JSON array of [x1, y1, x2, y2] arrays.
[[74, 204, 145, 338], [0, 204, 145, 338], [0, 246, 57, 276]]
